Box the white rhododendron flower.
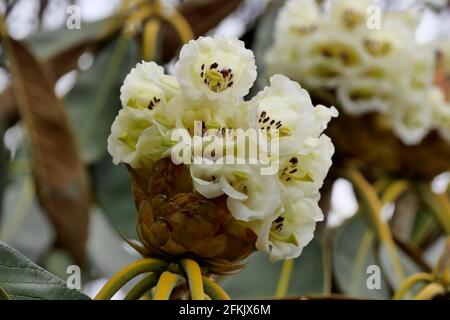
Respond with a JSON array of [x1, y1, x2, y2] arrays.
[[107, 108, 155, 168], [138, 125, 174, 164], [191, 157, 282, 222], [266, 0, 449, 145], [330, 0, 373, 29], [251, 196, 324, 262], [167, 96, 238, 133], [390, 94, 433, 145], [108, 35, 337, 262], [175, 36, 257, 102], [247, 75, 337, 155], [274, 0, 319, 36], [120, 61, 179, 110], [278, 135, 335, 198], [337, 78, 392, 115]]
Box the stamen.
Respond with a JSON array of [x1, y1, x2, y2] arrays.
[[200, 62, 234, 93], [279, 157, 314, 183], [161, 140, 178, 147], [342, 9, 364, 29], [205, 120, 221, 129], [279, 127, 293, 137], [232, 171, 248, 181]]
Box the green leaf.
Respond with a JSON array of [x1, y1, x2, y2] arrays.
[[0, 177, 55, 262], [86, 207, 138, 278], [45, 208, 138, 280], [66, 36, 139, 163], [92, 155, 137, 238], [221, 238, 324, 298], [25, 19, 115, 60], [410, 209, 438, 246], [0, 241, 90, 300], [332, 215, 390, 299], [378, 242, 423, 291]]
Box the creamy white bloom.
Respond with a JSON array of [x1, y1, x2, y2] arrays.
[[175, 35, 257, 102], [274, 0, 320, 37], [278, 135, 335, 198], [107, 108, 154, 168], [138, 125, 174, 163], [337, 78, 392, 115], [267, 0, 441, 145], [120, 61, 179, 110], [330, 0, 373, 29], [109, 34, 338, 262], [250, 196, 324, 262], [166, 96, 239, 133], [190, 156, 282, 222], [247, 75, 336, 156], [390, 93, 433, 145]]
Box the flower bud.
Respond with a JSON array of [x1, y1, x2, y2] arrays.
[[131, 159, 257, 274]]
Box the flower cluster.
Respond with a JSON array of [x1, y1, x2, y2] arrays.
[[108, 35, 337, 262], [266, 0, 450, 145]]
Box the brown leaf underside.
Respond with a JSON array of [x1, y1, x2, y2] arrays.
[[0, 18, 124, 128], [5, 37, 91, 265]]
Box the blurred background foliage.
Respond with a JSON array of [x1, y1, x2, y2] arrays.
[[0, 0, 448, 300]]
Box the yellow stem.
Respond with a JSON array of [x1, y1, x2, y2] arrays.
[[381, 180, 409, 205], [142, 18, 161, 61], [202, 276, 230, 300], [275, 259, 294, 298], [393, 272, 434, 300], [94, 258, 167, 300], [0, 287, 10, 300], [124, 273, 159, 300], [153, 271, 182, 300], [180, 259, 204, 300], [420, 185, 450, 234], [414, 283, 446, 300], [123, 4, 154, 36], [160, 9, 194, 44], [344, 168, 405, 283]]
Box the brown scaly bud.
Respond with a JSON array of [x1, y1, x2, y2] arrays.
[[129, 158, 257, 275]]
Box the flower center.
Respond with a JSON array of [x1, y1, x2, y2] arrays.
[[315, 43, 360, 66], [342, 9, 364, 29], [363, 38, 392, 57], [279, 157, 314, 183], [269, 219, 299, 246], [200, 63, 234, 93], [127, 93, 161, 110], [257, 110, 292, 137], [290, 24, 318, 35]]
